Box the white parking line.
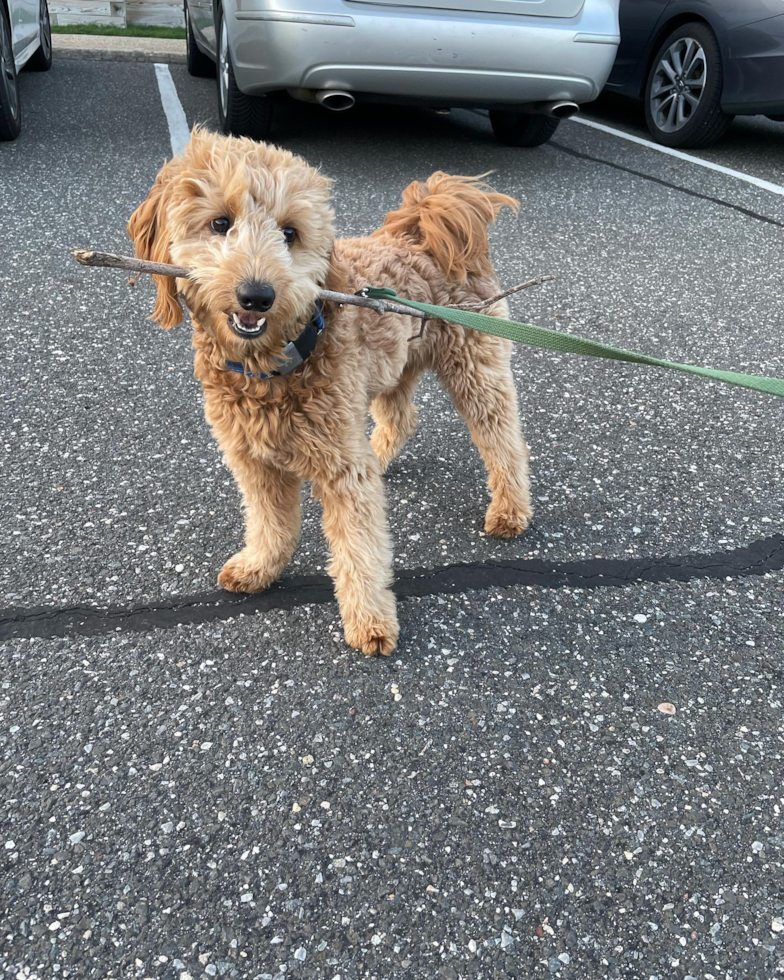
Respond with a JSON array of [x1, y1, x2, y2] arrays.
[[154, 63, 190, 157], [571, 116, 784, 198]]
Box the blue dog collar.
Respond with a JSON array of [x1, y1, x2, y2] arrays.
[[225, 303, 326, 380]]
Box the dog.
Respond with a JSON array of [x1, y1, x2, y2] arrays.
[[127, 127, 532, 656]]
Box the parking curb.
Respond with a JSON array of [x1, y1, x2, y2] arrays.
[[52, 35, 187, 65]]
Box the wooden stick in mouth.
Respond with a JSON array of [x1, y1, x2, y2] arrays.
[[71, 249, 554, 322]]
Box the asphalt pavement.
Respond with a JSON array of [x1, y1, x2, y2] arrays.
[[1, 60, 784, 980]]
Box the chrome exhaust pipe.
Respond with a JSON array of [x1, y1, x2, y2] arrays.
[[315, 90, 355, 111], [288, 88, 356, 111], [542, 100, 579, 119]]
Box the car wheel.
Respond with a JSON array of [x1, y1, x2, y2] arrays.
[[644, 22, 733, 149], [0, 1, 21, 141], [185, 2, 213, 78], [489, 111, 560, 147], [216, 7, 272, 140], [26, 0, 52, 72]]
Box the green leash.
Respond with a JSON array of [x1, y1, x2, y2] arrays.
[[365, 287, 784, 399]]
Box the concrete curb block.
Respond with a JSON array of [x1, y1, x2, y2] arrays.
[[52, 35, 187, 65]]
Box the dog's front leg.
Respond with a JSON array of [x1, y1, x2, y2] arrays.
[[317, 449, 399, 656], [218, 456, 302, 594]]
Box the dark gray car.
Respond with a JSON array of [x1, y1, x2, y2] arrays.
[[604, 0, 784, 147]]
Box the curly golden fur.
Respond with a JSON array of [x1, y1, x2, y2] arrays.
[[128, 127, 532, 655]]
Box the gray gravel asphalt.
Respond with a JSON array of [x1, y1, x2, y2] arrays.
[[1, 60, 783, 979], [583, 93, 784, 194]]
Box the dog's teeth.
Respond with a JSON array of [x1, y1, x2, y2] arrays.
[[229, 311, 265, 336]]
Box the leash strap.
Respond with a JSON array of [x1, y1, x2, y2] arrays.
[[364, 287, 784, 399]]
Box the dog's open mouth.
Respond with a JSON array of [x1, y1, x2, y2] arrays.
[[227, 311, 268, 339]]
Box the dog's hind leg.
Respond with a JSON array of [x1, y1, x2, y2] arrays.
[[370, 363, 421, 472], [435, 327, 532, 538], [218, 459, 302, 593], [316, 445, 399, 656]]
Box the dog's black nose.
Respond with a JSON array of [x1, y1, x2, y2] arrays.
[[237, 281, 276, 312]]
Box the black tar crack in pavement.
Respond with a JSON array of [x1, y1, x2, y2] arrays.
[[2, 535, 784, 642]]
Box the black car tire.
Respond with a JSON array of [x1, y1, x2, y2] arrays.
[[0, 1, 21, 141], [26, 0, 52, 72], [216, 7, 273, 140], [489, 111, 560, 147], [185, 2, 213, 78], [644, 22, 733, 149]]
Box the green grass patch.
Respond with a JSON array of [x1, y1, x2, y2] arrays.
[[52, 24, 186, 39]]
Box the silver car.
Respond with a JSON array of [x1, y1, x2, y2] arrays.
[[185, 0, 620, 145], [0, 0, 52, 140]]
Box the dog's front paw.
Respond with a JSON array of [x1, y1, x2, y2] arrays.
[[344, 615, 400, 657], [217, 550, 278, 593], [485, 499, 533, 539]]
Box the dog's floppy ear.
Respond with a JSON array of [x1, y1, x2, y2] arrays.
[[127, 165, 183, 329]]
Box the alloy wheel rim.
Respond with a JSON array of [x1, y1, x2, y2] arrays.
[[650, 37, 706, 133], [219, 19, 229, 116], [1, 12, 18, 119]]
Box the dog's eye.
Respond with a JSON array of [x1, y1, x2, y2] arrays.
[[210, 216, 232, 235], [282, 227, 297, 247]]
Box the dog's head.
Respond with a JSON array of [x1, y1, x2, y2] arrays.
[[127, 127, 336, 362]]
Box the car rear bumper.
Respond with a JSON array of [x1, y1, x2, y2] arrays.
[[228, 0, 619, 106], [723, 13, 784, 115]]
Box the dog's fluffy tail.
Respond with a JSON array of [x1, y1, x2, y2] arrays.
[[374, 171, 518, 282]]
